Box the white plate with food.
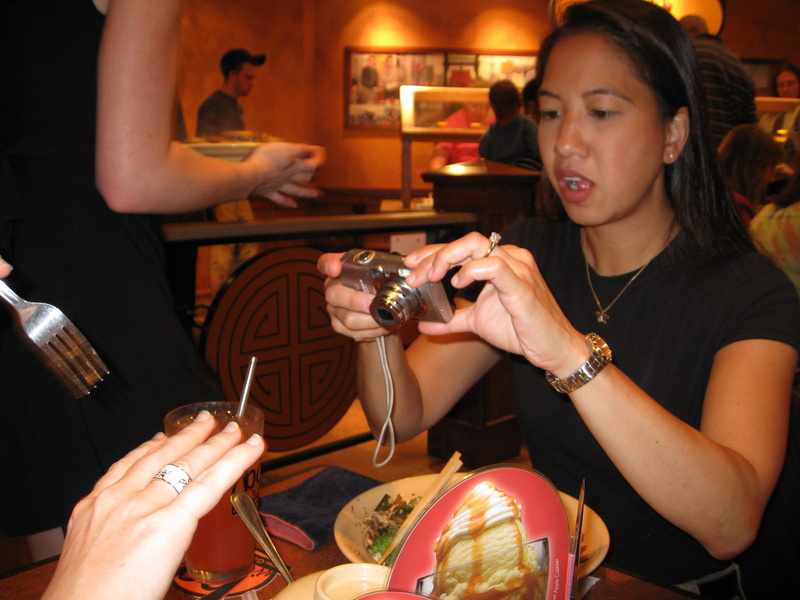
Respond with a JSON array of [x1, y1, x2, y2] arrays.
[[333, 473, 609, 579]]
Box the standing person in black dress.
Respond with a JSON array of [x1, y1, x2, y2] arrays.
[[0, 0, 324, 560]]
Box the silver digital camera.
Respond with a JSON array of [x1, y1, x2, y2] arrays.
[[339, 249, 454, 330]]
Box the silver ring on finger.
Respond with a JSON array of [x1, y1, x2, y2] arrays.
[[152, 463, 192, 495], [485, 232, 502, 257]]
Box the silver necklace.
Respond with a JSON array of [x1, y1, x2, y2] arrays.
[[582, 231, 656, 324]]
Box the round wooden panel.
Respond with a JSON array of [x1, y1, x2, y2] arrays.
[[201, 247, 357, 451]]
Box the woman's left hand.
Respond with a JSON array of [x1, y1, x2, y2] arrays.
[[42, 414, 265, 600], [404, 232, 583, 373], [247, 142, 326, 207], [0, 255, 11, 278]]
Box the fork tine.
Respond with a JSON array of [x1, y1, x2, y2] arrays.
[[1, 279, 109, 398], [47, 327, 109, 394], [37, 341, 88, 399], [61, 325, 109, 378]]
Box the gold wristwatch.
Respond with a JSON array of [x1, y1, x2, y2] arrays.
[[546, 333, 612, 394]]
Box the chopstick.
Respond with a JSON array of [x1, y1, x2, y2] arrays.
[[378, 450, 463, 565]]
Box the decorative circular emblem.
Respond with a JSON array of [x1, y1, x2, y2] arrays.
[[202, 246, 357, 451]]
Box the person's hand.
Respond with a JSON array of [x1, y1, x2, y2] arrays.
[[246, 142, 326, 207], [403, 232, 584, 374], [317, 252, 394, 341], [42, 413, 266, 600], [0, 255, 11, 278]]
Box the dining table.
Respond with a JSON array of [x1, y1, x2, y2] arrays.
[[0, 540, 703, 600], [0, 469, 703, 600]]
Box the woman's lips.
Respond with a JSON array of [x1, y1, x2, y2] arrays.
[[557, 172, 594, 202]]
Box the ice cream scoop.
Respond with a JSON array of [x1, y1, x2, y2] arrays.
[[431, 482, 543, 600]]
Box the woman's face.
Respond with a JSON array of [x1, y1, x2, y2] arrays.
[[537, 33, 680, 229], [776, 70, 800, 98]]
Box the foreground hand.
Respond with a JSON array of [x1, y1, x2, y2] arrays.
[[247, 142, 326, 207], [42, 414, 266, 600], [404, 232, 582, 372], [0, 255, 11, 278], [317, 252, 394, 341]]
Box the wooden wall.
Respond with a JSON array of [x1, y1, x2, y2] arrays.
[[177, 0, 800, 196]]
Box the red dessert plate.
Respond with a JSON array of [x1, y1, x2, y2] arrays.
[[387, 465, 573, 600]]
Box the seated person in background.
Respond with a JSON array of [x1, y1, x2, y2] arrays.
[[319, 1, 800, 598], [718, 124, 786, 220], [750, 150, 800, 295], [773, 61, 800, 99], [429, 81, 493, 170], [479, 80, 540, 169], [759, 61, 800, 161]]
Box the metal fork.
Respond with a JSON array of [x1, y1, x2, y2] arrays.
[[0, 280, 109, 398]]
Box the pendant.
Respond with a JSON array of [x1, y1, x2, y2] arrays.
[[595, 310, 609, 324]]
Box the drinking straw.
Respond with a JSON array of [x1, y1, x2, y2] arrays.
[[237, 356, 257, 419]]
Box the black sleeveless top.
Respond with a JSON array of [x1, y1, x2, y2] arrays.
[[0, 0, 224, 535]]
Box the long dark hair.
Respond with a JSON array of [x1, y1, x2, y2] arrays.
[[718, 124, 786, 207], [536, 0, 754, 263]]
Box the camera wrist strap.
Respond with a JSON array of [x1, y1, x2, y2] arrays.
[[372, 335, 396, 467]]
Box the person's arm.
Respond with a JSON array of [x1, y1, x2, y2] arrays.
[[429, 144, 450, 170], [318, 253, 500, 442], [478, 132, 490, 160], [95, 0, 324, 214], [403, 232, 795, 560], [195, 98, 221, 138], [42, 413, 265, 600]]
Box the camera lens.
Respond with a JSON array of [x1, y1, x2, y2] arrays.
[[370, 279, 423, 329]]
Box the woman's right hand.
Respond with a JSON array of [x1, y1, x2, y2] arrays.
[[317, 252, 393, 341]]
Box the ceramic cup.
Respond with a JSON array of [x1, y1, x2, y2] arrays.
[[314, 563, 390, 600]]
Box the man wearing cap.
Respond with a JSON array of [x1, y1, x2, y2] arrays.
[[196, 49, 266, 294], [196, 48, 265, 137]]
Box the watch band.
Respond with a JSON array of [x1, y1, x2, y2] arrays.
[[545, 333, 612, 394]]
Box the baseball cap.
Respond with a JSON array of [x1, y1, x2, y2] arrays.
[[221, 48, 266, 76]]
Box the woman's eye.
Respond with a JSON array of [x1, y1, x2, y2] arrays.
[[590, 109, 615, 119], [540, 110, 560, 121]]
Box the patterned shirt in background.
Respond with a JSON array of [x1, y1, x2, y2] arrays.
[[750, 202, 800, 295], [690, 34, 757, 148]]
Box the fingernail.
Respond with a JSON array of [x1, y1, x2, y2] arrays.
[[0, 258, 11, 270], [152, 431, 166, 440], [246, 433, 263, 446], [195, 410, 212, 422], [222, 420, 240, 433]]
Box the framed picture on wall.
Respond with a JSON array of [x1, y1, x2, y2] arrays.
[[345, 47, 538, 130]]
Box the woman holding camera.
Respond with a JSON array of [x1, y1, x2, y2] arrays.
[[318, 1, 800, 598]]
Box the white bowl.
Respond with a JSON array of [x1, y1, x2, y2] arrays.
[[314, 563, 390, 600]]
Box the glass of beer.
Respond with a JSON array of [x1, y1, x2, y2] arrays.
[[164, 401, 264, 584]]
